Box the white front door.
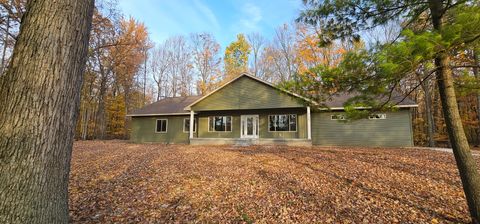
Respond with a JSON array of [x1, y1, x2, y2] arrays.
[[241, 115, 259, 138]]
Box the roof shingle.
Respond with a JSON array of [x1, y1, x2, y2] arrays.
[[128, 96, 201, 116]]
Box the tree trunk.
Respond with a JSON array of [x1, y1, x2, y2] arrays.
[[429, 1, 480, 222], [424, 84, 435, 147], [473, 49, 480, 145], [95, 60, 108, 140], [0, 14, 10, 74], [0, 1, 94, 223]]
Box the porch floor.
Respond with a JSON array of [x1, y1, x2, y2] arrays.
[[189, 138, 312, 146]]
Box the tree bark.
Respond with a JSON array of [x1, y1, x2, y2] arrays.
[[429, 0, 480, 222], [473, 49, 480, 145], [0, 0, 94, 223], [424, 82, 435, 147]]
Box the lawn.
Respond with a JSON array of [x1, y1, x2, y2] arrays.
[[69, 141, 479, 223]]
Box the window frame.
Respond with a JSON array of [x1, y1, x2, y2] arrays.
[[331, 114, 346, 120], [208, 116, 233, 132], [183, 118, 197, 133], [368, 113, 387, 120], [268, 114, 297, 132], [155, 119, 168, 133]]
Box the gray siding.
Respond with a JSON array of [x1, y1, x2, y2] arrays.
[[312, 110, 414, 147]]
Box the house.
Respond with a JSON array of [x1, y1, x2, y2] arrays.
[[127, 73, 417, 147]]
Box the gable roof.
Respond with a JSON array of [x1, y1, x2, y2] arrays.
[[127, 96, 201, 117], [184, 73, 317, 110], [128, 74, 417, 117]]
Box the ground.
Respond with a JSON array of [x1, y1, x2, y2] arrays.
[[69, 141, 480, 223]]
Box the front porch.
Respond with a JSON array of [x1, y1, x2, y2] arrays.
[[186, 107, 312, 146], [189, 138, 312, 146]]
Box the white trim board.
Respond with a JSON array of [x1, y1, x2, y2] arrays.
[[127, 112, 196, 117]]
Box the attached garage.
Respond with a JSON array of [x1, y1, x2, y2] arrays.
[[311, 109, 414, 147]]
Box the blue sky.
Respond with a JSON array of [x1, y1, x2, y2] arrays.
[[118, 0, 304, 49]]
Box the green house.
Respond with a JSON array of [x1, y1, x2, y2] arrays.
[[128, 73, 417, 147]]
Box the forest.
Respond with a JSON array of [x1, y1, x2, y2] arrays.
[[0, 0, 478, 148]]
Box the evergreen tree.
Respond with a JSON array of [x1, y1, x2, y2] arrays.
[[297, 0, 480, 222]]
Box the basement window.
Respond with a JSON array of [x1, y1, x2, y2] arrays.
[[331, 114, 346, 120], [369, 114, 387, 120], [155, 119, 168, 133]]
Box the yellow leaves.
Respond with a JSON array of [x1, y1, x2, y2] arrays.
[[224, 33, 251, 79]]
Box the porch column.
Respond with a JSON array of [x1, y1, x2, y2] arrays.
[[190, 110, 194, 139], [307, 106, 311, 140]]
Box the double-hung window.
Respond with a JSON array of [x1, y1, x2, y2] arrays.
[[156, 119, 168, 133], [208, 116, 232, 132], [269, 114, 297, 132], [183, 118, 197, 133]]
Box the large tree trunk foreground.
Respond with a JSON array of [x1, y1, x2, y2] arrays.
[[0, 0, 94, 223]]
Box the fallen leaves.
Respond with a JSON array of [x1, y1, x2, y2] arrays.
[[69, 141, 479, 223]]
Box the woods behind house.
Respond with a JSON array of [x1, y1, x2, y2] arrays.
[[0, 0, 479, 147]]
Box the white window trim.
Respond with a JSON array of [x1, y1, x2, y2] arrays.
[[331, 114, 346, 120], [183, 118, 197, 133], [208, 116, 233, 132], [155, 119, 168, 133], [368, 113, 387, 120], [268, 114, 298, 132]]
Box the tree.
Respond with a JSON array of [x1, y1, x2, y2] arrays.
[[0, 0, 94, 223], [247, 32, 265, 77], [190, 32, 221, 95], [111, 17, 149, 138], [166, 36, 193, 96], [224, 33, 251, 81], [299, 0, 480, 222], [0, 0, 25, 74], [150, 42, 171, 100]]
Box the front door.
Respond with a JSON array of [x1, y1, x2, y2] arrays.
[[241, 115, 259, 138]]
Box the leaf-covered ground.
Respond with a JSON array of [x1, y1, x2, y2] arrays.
[[69, 141, 480, 223]]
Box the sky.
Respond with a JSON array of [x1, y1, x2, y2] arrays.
[[118, 0, 304, 49]]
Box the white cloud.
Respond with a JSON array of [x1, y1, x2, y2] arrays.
[[193, 0, 220, 31], [238, 2, 262, 31]]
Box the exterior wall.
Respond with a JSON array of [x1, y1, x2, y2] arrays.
[[191, 76, 304, 111], [196, 109, 307, 139], [311, 109, 414, 147], [130, 115, 197, 143]]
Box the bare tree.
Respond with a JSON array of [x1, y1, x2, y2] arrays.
[[166, 36, 193, 97], [150, 42, 171, 100], [247, 32, 265, 77], [190, 32, 221, 95], [0, 0, 94, 222]]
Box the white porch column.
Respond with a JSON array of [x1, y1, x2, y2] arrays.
[[190, 110, 194, 139], [307, 106, 312, 140]]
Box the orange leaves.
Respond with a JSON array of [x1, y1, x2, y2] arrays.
[[70, 141, 475, 223], [295, 23, 347, 73]]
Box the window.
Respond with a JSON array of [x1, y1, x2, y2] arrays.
[[208, 116, 232, 132], [183, 118, 197, 133], [369, 114, 387, 120], [156, 119, 167, 133], [269, 114, 297, 132], [331, 114, 346, 120]]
